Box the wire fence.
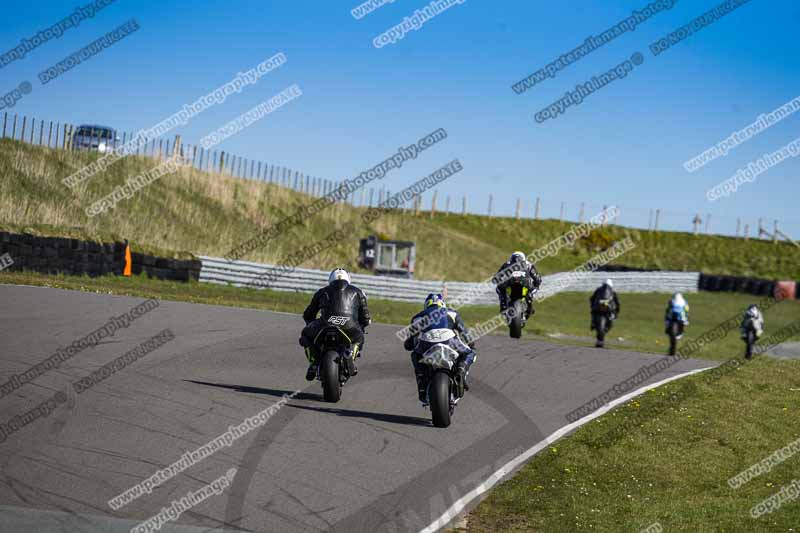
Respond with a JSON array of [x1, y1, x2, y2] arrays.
[[3, 110, 797, 242]]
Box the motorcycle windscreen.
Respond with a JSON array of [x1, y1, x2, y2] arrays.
[[419, 343, 459, 370]]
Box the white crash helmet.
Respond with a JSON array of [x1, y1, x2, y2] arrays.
[[328, 268, 351, 284], [672, 292, 686, 305], [510, 251, 526, 263], [605, 278, 613, 288]]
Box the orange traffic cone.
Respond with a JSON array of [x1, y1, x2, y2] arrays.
[[123, 243, 132, 277]]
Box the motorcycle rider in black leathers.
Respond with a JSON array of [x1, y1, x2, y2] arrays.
[[590, 279, 620, 332], [300, 269, 371, 381], [403, 293, 476, 404], [495, 251, 542, 319]]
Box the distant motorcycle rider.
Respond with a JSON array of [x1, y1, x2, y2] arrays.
[[740, 304, 765, 339], [403, 293, 476, 404], [590, 279, 620, 331], [664, 292, 689, 339], [300, 269, 371, 381], [495, 251, 542, 319]]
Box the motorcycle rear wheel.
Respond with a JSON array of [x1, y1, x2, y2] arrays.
[[430, 371, 452, 428], [509, 301, 524, 339], [321, 350, 341, 403], [596, 315, 607, 347], [668, 322, 679, 356], [745, 330, 755, 359]]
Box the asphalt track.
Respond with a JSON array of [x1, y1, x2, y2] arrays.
[[0, 285, 717, 533]]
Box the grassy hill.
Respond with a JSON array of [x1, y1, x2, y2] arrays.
[[2, 138, 798, 281]]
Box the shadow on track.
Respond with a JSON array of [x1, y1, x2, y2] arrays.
[[187, 379, 430, 427], [185, 379, 321, 401], [287, 403, 431, 427]]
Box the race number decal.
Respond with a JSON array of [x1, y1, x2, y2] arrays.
[[328, 316, 349, 326]]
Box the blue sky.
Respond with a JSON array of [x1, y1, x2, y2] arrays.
[[2, 0, 798, 237]]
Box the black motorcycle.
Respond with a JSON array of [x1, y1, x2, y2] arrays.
[[313, 320, 358, 402], [665, 311, 683, 356], [416, 329, 464, 428], [742, 319, 758, 359], [504, 271, 532, 339], [592, 299, 615, 348]]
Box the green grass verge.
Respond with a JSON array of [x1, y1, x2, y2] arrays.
[[468, 358, 800, 532], [2, 138, 799, 280]]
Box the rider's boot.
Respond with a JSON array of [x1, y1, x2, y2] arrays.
[[414, 370, 428, 405], [304, 347, 318, 381], [454, 363, 468, 397], [525, 296, 535, 320]]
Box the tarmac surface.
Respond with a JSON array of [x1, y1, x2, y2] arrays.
[[0, 285, 716, 532]]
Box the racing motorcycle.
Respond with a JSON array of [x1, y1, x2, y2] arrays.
[[505, 270, 532, 339], [592, 299, 615, 348], [665, 311, 683, 356], [314, 316, 359, 402], [416, 328, 465, 428], [741, 318, 758, 360]]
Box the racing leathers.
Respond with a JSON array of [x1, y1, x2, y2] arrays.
[[495, 259, 542, 319], [403, 306, 476, 403], [664, 297, 689, 337], [300, 280, 371, 375], [590, 283, 620, 331], [740, 306, 765, 339]]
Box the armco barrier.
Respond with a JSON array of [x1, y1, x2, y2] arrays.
[[199, 256, 700, 304]]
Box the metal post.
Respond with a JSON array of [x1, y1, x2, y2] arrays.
[[654, 209, 660, 231], [462, 195, 467, 215], [704, 214, 711, 234], [47, 121, 52, 147], [20, 116, 26, 142], [515, 198, 521, 220], [534, 197, 540, 220], [736, 218, 741, 237], [445, 195, 450, 215], [774, 220, 779, 244], [1, 112, 6, 138], [744, 224, 749, 240], [431, 190, 438, 218]]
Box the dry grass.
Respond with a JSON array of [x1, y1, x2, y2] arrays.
[[2, 138, 799, 281]]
